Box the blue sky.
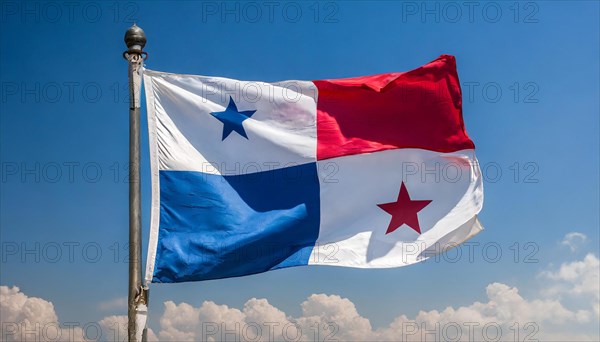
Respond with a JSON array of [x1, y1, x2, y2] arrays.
[[1, 1, 599, 340]]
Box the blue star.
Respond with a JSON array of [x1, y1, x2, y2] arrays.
[[210, 96, 256, 140]]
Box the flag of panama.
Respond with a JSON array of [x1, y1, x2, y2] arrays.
[[143, 55, 484, 283]]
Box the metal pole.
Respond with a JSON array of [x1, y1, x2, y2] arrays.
[[123, 24, 147, 342]]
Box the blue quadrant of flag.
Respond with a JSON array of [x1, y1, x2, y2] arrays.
[[153, 163, 321, 282]]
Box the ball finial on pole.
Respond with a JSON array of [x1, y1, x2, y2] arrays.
[[124, 24, 147, 55]]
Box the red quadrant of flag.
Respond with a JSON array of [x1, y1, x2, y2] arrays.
[[314, 55, 475, 160]]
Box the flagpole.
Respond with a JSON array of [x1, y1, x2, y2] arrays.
[[124, 24, 148, 342]]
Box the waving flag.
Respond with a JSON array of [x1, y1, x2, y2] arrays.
[[143, 55, 484, 283]]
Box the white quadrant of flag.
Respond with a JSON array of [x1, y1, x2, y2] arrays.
[[312, 148, 483, 267]]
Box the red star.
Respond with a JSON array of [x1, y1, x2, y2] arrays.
[[377, 182, 432, 235]]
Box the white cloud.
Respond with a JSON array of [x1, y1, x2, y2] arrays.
[[377, 282, 597, 341], [158, 298, 294, 341], [0, 286, 87, 342], [295, 294, 375, 341], [0, 287, 159, 342], [97, 315, 128, 342], [561, 232, 588, 252], [540, 253, 600, 317], [98, 315, 158, 342], [2, 254, 599, 341], [154, 281, 599, 341]]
